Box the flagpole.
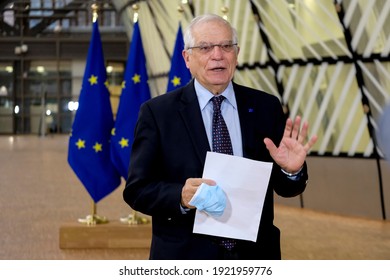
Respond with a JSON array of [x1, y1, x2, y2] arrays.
[[221, 6, 229, 21], [78, 200, 108, 225], [132, 3, 139, 23], [92, 2, 98, 23], [118, 3, 150, 226], [76, 3, 110, 226], [177, 3, 184, 15]]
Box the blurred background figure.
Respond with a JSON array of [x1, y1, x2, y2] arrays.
[[377, 103, 390, 164]]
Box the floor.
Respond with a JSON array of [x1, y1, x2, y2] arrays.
[[0, 135, 389, 260]]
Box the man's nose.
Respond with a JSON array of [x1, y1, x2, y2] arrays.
[[210, 45, 224, 57]]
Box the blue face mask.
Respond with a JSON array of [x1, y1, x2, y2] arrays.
[[189, 183, 226, 217]]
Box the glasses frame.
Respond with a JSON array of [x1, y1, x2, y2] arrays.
[[187, 43, 238, 54]]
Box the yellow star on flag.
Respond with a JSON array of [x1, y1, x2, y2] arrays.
[[111, 127, 116, 136], [75, 139, 86, 149], [93, 142, 103, 153], [104, 80, 109, 88], [88, 75, 98, 85], [132, 74, 141, 84], [119, 137, 129, 148], [121, 80, 126, 89], [171, 76, 181, 87]]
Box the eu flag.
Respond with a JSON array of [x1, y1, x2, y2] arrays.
[[166, 22, 192, 92], [111, 21, 151, 179], [68, 20, 121, 203]]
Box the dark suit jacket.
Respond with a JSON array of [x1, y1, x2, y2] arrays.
[[123, 80, 308, 260]]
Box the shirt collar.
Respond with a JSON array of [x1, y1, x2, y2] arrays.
[[194, 79, 237, 110]]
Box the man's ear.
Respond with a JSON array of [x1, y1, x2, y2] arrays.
[[182, 50, 190, 67]]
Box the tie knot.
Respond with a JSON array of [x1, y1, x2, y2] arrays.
[[212, 95, 225, 111]]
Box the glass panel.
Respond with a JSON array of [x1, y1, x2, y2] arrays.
[[60, 79, 72, 96], [14, 115, 36, 135], [106, 61, 124, 86], [59, 61, 72, 97], [281, 64, 371, 155], [360, 62, 390, 121], [0, 62, 14, 133], [44, 98, 57, 133], [251, 0, 350, 61], [59, 112, 73, 134], [106, 61, 124, 117]]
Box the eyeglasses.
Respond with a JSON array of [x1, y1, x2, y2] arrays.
[[187, 43, 238, 54]]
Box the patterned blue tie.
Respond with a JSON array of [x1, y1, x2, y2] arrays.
[[212, 96, 233, 155], [211, 95, 236, 251]]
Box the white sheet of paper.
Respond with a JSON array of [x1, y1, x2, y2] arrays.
[[193, 152, 273, 242]]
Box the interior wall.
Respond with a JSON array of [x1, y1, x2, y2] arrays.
[[276, 157, 390, 220]]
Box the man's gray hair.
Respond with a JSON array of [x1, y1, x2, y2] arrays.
[[183, 14, 238, 52]]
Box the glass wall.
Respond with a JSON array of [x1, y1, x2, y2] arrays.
[[0, 63, 14, 133], [3, 59, 124, 135], [0, 0, 127, 134], [11, 60, 72, 134]]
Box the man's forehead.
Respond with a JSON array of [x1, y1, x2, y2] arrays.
[[193, 23, 232, 40]]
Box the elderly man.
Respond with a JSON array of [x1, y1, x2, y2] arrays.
[[123, 13, 317, 260]]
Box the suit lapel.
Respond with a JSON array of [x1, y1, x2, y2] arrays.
[[233, 83, 257, 159], [178, 81, 211, 165]]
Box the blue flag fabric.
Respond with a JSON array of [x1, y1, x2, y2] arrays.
[[111, 22, 151, 179], [166, 22, 192, 92], [68, 20, 121, 203]]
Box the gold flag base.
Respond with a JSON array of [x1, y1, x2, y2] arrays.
[[77, 201, 109, 226], [119, 212, 150, 225], [78, 214, 109, 226]]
